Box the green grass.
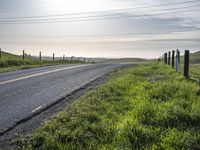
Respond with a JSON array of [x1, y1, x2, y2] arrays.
[[189, 64, 200, 82], [178, 63, 200, 83], [0, 51, 86, 73], [16, 63, 200, 150], [173, 51, 200, 82]]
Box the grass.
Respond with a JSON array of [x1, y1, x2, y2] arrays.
[[178, 63, 200, 83], [0, 51, 86, 73], [16, 63, 200, 150], [189, 64, 200, 83], [172, 51, 200, 83]]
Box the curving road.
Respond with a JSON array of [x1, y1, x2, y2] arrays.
[[0, 63, 123, 134]]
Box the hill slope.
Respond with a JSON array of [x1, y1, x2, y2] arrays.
[[190, 51, 200, 64], [0, 51, 85, 73], [1, 51, 21, 59], [180, 51, 200, 64]]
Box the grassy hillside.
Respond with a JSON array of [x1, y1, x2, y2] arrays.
[[0, 51, 85, 73], [16, 64, 200, 149], [180, 51, 200, 64], [0, 51, 21, 59], [190, 51, 200, 64]]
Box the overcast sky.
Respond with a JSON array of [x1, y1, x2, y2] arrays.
[[0, 0, 200, 58]]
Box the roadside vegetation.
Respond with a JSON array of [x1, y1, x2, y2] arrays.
[[0, 51, 86, 73], [190, 64, 200, 82], [16, 63, 200, 149]]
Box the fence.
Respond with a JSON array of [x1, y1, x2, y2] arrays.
[[0, 49, 93, 63], [158, 49, 200, 84]]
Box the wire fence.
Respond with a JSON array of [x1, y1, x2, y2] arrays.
[[0, 48, 94, 63], [158, 49, 200, 85]]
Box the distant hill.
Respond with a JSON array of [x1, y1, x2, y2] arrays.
[[181, 51, 200, 64], [0, 51, 21, 59], [103, 58, 148, 64], [189, 51, 200, 64], [1, 51, 35, 60]]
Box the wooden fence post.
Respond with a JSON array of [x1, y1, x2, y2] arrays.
[[23, 50, 25, 59], [168, 51, 171, 65], [53, 53, 55, 61], [184, 50, 190, 79], [176, 49, 180, 72], [172, 50, 175, 68], [63, 55, 65, 60], [164, 53, 167, 64], [0, 48, 1, 59], [39, 51, 41, 61]]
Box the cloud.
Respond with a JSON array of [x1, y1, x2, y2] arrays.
[[0, 0, 199, 57]]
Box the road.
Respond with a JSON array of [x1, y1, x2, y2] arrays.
[[0, 63, 122, 134]]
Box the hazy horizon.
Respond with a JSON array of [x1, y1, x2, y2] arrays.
[[0, 0, 200, 58]]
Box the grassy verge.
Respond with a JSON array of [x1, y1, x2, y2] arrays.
[[178, 63, 200, 84], [0, 52, 87, 73], [16, 63, 200, 149], [190, 64, 200, 82], [0, 59, 86, 73]]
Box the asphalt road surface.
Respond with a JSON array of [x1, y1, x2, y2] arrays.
[[0, 63, 123, 134]]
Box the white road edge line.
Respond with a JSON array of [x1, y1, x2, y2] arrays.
[[0, 64, 90, 85], [32, 105, 43, 113]]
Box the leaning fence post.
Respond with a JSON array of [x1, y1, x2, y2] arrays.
[[184, 50, 190, 79], [176, 49, 180, 72], [172, 50, 175, 68], [23, 50, 25, 59]]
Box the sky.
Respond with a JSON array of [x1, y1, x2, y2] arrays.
[[0, 0, 200, 58]]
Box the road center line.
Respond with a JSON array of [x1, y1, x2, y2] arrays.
[[0, 64, 90, 85]]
